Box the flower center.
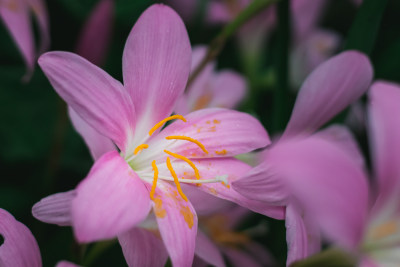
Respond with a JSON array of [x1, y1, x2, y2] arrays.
[[127, 114, 228, 202]]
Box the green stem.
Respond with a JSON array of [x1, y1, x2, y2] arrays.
[[186, 0, 279, 89], [345, 0, 389, 55], [272, 0, 290, 132]]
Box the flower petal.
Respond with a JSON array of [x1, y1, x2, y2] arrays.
[[265, 136, 369, 248], [32, 190, 75, 226], [368, 81, 400, 205], [162, 157, 285, 220], [0, 208, 42, 267], [0, 0, 35, 72], [232, 161, 289, 206], [75, 0, 114, 66], [38, 52, 135, 153], [208, 70, 247, 109], [283, 51, 373, 138], [314, 124, 364, 167], [71, 151, 151, 243], [223, 247, 261, 267], [118, 227, 168, 267], [152, 181, 198, 267], [146, 108, 270, 161], [122, 4, 191, 140], [69, 108, 115, 161], [195, 230, 225, 267], [285, 204, 321, 266]]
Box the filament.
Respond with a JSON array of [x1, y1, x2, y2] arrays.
[[165, 135, 209, 154], [149, 160, 158, 200], [149, 115, 186, 136]]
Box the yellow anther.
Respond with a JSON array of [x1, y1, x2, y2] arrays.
[[149, 115, 187, 136], [166, 136, 209, 154], [149, 160, 158, 201], [134, 144, 149, 155], [164, 150, 200, 180], [166, 157, 188, 202]]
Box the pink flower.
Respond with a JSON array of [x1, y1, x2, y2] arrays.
[[75, 0, 114, 66], [255, 81, 400, 266], [232, 50, 373, 265], [0, 0, 49, 78], [0, 208, 42, 267], [35, 4, 283, 266], [175, 45, 247, 115]]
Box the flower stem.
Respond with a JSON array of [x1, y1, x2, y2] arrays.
[[186, 0, 279, 89]]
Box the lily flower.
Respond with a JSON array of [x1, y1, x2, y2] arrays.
[[175, 45, 247, 115], [255, 81, 400, 266], [232, 50, 373, 265], [0, 208, 42, 267], [0, 0, 49, 78], [35, 4, 283, 266]]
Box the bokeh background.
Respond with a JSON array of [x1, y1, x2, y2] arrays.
[[0, 0, 399, 266]]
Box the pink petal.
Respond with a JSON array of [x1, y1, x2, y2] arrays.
[[165, 158, 285, 220], [38, 52, 135, 153], [265, 136, 369, 248], [285, 204, 320, 266], [181, 45, 215, 113], [153, 108, 270, 159], [26, 0, 50, 53], [0, 208, 42, 267], [290, 29, 342, 87], [75, 0, 114, 66], [291, 0, 329, 41], [69, 108, 115, 161], [0, 0, 35, 73], [195, 230, 225, 267], [56, 261, 81, 267], [122, 4, 191, 140], [223, 247, 262, 267], [243, 241, 276, 266], [180, 185, 233, 216], [368, 81, 400, 206], [283, 51, 373, 138], [32, 190, 75, 226], [152, 181, 198, 267], [315, 124, 365, 167], [118, 227, 168, 267], [208, 70, 247, 109], [232, 161, 289, 206], [71, 151, 151, 243]]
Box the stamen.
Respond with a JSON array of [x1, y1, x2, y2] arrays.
[[166, 157, 188, 202], [149, 160, 158, 200], [164, 150, 200, 180], [149, 115, 187, 136], [165, 136, 209, 154], [134, 144, 149, 155], [135, 171, 228, 184]]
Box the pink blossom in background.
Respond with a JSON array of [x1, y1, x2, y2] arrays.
[[0, 208, 42, 267], [290, 29, 341, 88], [34, 4, 284, 266], [0, 0, 49, 78], [175, 45, 247, 115], [232, 50, 373, 265], [255, 81, 400, 266], [75, 0, 114, 67]]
